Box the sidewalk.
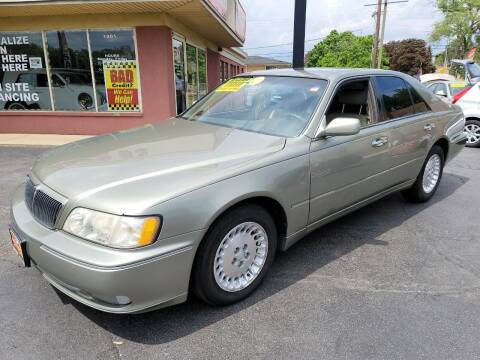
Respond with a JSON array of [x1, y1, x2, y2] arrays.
[[0, 134, 92, 147]]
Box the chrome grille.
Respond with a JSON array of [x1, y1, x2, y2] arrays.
[[24, 178, 63, 229]]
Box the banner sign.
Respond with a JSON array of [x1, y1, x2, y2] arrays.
[[103, 60, 140, 112]]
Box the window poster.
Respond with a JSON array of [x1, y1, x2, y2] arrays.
[[0, 32, 51, 110], [89, 29, 136, 111], [103, 60, 140, 112]]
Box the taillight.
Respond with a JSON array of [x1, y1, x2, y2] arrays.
[[452, 86, 472, 104]]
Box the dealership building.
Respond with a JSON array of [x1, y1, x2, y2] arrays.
[[0, 0, 246, 134]]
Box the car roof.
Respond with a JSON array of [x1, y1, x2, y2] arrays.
[[428, 79, 467, 84], [242, 67, 411, 82]]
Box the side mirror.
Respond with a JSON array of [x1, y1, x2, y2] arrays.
[[324, 117, 361, 137], [435, 89, 447, 97]]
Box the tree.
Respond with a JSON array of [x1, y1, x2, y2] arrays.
[[305, 30, 388, 68], [429, 0, 480, 59], [384, 39, 436, 75]]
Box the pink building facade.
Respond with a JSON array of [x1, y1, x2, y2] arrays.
[[0, 0, 246, 134]]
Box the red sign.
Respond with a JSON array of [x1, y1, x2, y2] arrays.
[[466, 48, 477, 60]]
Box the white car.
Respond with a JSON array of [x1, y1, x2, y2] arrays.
[[0, 69, 106, 111], [425, 80, 480, 147], [425, 80, 469, 103], [452, 82, 480, 147]]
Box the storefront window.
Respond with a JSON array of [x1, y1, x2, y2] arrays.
[[45, 30, 95, 111], [198, 49, 207, 97], [89, 29, 136, 112], [1, 28, 141, 113], [185, 44, 207, 108], [173, 38, 186, 114], [186, 44, 198, 108], [220, 60, 228, 83], [0, 32, 52, 111]]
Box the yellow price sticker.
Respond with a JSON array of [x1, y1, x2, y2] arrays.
[[216, 76, 266, 92]]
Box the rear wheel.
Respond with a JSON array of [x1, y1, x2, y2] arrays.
[[192, 204, 277, 305], [465, 119, 480, 147], [402, 145, 444, 203]]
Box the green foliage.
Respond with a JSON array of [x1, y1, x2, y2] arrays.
[[305, 30, 388, 69], [384, 39, 436, 75], [430, 0, 480, 59]]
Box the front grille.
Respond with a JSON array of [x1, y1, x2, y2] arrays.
[[24, 178, 63, 229]]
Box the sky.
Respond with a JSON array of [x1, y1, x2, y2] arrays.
[[240, 0, 445, 61]]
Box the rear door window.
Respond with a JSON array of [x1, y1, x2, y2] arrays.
[[374, 76, 414, 121], [408, 84, 431, 114]]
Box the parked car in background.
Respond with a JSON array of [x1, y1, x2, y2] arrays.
[[425, 80, 470, 103], [420, 73, 455, 84], [450, 59, 480, 84], [0, 69, 106, 111], [424, 79, 480, 147], [9, 69, 466, 313], [450, 82, 480, 147]]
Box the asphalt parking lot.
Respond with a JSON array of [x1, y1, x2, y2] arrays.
[[1, 146, 480, 360]]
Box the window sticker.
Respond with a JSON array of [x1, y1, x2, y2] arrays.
[[28, 57, 42, 69], [216, 76, 265, 92]]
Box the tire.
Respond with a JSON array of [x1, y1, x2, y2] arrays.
[[402, 145, 444, 203], [465, 119, 480, 148], [6, 102, 27, 110], [192, 204, 277, 306]]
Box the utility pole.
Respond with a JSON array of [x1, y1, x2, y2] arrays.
[[293, 0, 307, 69], [365, 0, 408, 68], [371, 0, 382, 68], [377, 0, 388, 68]]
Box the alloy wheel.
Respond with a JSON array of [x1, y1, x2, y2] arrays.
[[422, 153, 441, 194], [465, 123, 480, 145]]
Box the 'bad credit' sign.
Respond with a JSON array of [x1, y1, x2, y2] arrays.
[[103, 60, 140, 112]]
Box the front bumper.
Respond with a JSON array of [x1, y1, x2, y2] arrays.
[[10, 186, 205, 314]]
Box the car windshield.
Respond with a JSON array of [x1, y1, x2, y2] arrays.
[[450, 83, 469, 95], [467, 62, 480, 78], [181, 76, 327, 137]]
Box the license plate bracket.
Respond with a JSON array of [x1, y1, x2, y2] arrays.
[[9, 227, 30, 267]]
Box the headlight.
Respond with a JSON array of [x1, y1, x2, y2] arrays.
[[63, 208, 161, 248]]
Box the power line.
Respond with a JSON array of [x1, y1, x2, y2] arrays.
[[242, 37, 324, 50], [242, 28, 366, 51]]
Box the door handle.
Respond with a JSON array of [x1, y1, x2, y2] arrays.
[[424, 123, 435, 131], [372, 137, 388, 147]]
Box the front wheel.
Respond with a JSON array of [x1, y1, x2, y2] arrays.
[[402, 145, 444, 203], [192, 204, 277, 306], [465, 119, 480, 147]]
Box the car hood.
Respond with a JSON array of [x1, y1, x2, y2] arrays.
[[32, 118, 286, 214]]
